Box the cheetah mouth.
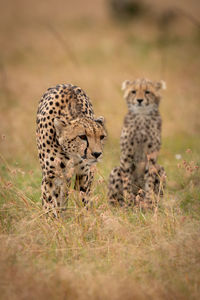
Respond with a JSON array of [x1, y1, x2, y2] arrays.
[[81, 156, 102, 165], [87, 159, 98, 165], [87, 157, 103, 165]]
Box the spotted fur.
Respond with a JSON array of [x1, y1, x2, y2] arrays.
[[36, 84, 106, 217], [108, 78, 166, 208]]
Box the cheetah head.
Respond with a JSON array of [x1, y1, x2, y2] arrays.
[[122, 78, 166, 114], [54, 117, 107, 164]]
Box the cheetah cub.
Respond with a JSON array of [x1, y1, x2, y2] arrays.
[[36, 84, 107, 217], [108, 78, 166, 208]]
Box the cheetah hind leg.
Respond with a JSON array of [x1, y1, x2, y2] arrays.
[[108, 167, 124, 206]]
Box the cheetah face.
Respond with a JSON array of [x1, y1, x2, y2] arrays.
[[122, 78, 166, 114], [54, 117, 107, 164]]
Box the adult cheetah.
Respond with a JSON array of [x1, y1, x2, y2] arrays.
[[36, 84, 106, 217], [108, 78, 166, 208]]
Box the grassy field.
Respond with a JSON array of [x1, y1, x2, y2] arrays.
[[0, 0, 200, 299]]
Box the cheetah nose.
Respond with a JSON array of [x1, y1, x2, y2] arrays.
[[92, 152, 102, 159], [137, 99, 143, 104]]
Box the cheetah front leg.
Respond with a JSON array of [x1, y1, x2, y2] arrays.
[[141, 162, 166, 209], [41, 176, 60, 218], [74, 167, 94, 207], [57, 176, 71, 213], [41, 175, 71, 218]]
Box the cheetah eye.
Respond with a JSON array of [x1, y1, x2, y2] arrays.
[[100, 135, 105, 140], [131, 90, 136, 94], [145, 90, 150, 94], [79, 135, 87, 141]]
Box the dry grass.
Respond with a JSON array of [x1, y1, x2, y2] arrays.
[[0, 0, 200, 299]]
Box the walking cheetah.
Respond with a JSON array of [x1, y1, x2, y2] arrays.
[[36, 84, 106, 217], [108, 78, 166, 208]]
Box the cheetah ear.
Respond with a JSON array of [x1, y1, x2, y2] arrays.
[[155, 80, 166, 91], [54, 118, 66, 136], [95, 116, 105, 125], [122, 80, 131, 91]]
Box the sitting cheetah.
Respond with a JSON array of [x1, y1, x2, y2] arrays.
[[108, 78, 166, 208], [36, 84, 106, 217]]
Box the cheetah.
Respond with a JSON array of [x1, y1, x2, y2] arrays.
[[36, 84, 106, 217], [108, 78, 166, 208]]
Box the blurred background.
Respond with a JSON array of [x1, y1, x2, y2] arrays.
[[0, 0, 199, 169]]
